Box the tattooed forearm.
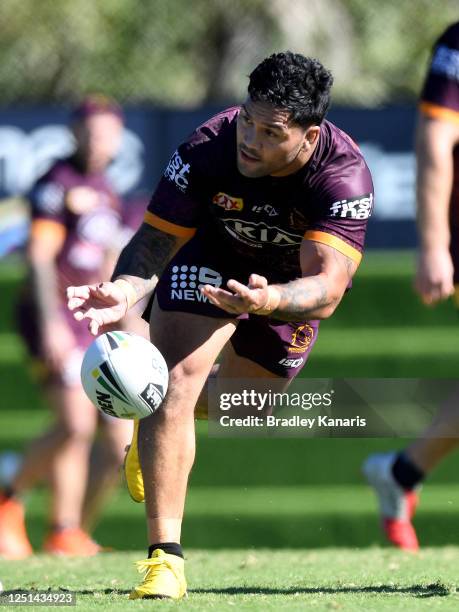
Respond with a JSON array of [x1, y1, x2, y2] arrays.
[[271, 276, 332, 321], [331, 248, 357, 278], [110, 223, 177, 301], [269, 243, 359, 321]]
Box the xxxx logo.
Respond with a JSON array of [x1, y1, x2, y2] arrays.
[[213, 192, 244, 211]]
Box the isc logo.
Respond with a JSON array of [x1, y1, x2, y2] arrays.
[[278, 357, 304, 368]]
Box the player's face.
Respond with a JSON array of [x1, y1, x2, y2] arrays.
[[236, 98, 319, 178], [74, 113, 123, 172]]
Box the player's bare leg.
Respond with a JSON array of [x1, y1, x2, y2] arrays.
[[130, 303, 295, 600], [10, 427, 61, 492], [405, 387, 459, 472], [128, 336, 293, 500], [81, 417, 133, 533], [140, 300, 237, 546], [364, 385, 459, 551], [195, 342, 291, 418], [0, 386, 70, 560], [0, 386, 98, 557], [46, 389, 97, 528], [130, 302, 236, 600], [42, 388, 101, 555], [10, 386, 76, 493]]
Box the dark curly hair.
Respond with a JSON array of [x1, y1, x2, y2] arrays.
[[248, 52, 333, 127]]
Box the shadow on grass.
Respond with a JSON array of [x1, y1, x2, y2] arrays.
[[1, 582, 452, 599], [191, 581, 452, 598], [1, 588, 131, 596]]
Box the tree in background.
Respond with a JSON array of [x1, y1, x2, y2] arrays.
[[0, 0, 457, 106]]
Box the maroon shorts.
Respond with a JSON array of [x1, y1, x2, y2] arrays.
[[144, 233, 320, 378]]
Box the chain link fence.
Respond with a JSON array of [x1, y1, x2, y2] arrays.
[[0, 0, 458, 106]]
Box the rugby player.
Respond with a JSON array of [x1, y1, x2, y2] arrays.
[[67, 53, 374, 599], [364, 22, 459, 551], [0, 96, 135, 557]]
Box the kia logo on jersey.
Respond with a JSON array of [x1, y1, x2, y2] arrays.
[[212, 192, 244, 211], [222, 218, 302, 247]]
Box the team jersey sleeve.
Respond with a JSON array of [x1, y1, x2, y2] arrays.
[[304, 158, 374, 265], [28, 170, 67, 242], [144, 141, 208, 238], [419, 23, 459, 124]]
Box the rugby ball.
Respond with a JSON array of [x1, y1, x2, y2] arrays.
[[81, 331, 168, 419]]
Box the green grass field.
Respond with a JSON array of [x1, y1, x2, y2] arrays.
[[1, 549, 459, 610], [1, 251, 459, 609]]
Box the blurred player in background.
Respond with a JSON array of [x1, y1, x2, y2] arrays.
[[81, 191, 150, 534], [364, 22, 459, 551], [0, 95, 141, 558], [67, 52, 374, 599]]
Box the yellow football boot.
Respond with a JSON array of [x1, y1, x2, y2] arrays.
[[129, 549, 187, 600], [123, 420, 144, 503]]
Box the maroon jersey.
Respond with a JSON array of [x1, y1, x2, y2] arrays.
[[120, 191, 150, 246], [29, 156, 121, 298], [420, 23, 459, 118], [145, 107, 373, 280], [420, 22, 459, 278]]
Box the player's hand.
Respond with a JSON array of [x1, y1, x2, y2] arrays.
[[67, 282, 129, 336], [201, 273, 272, 314], [42, 317, 76, 373], [414, 248, 455, 305]]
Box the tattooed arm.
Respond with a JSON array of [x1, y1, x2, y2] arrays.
[[110, 223, 185, 303], [202, 238, 358, 321], [67, 223, 189, 335], [269, 239, 358, 321]]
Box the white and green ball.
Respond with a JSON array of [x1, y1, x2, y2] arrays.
[[81, 331, 168, 419]]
